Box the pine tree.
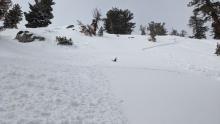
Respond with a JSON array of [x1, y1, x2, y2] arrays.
[[104, 8, 136, 34], [4, 4, 22, 29], [24, 0, 55, 28], [188, 0, 220, 39], [180, 30, 187, 37], [147, 21, 167, 36], [98, 26, 104, 37], [170, 29, 179, 36], [189, 12, 208, 39], [147, 21, 167, 42], [0, 0, 12, 20], [140, 25, 146, 35]]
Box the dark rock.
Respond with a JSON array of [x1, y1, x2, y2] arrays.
[[33, 36, 45, 41], [128, 37, 135, 39], [112, 57, 118, 62], [66, 25, 74, 29]]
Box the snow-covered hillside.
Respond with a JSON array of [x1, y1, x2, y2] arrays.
[[0, 27, 220, 124]]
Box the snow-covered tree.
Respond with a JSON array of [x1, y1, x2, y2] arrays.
[[0, 0, 12, 20], [4, 4, 22, 29], [24, 0, 55, 28]]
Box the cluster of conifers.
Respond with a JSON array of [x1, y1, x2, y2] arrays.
[[0, 0, 220, 41]]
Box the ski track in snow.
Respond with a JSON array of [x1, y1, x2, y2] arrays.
[[140, 37, 220, 80], [142, 38, 178, 51]]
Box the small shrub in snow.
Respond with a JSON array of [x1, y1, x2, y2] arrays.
[[148, 33, 156, 42], [91, 8, 102, 35], [179, 30, 187, 37], [0, 26, 5, 31], [170, 29, 187, 37], [215, 43, 220, 56], [78, 20, 94, 36], [78, 8, 102, 36], [56, 36, 73, 46]]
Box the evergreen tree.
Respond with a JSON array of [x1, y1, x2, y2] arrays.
[[189, 12, 208, 39], [188, 0, 220, 39], [170, 29, 187, 37], [104, 8, 136, 34], [170, 29, 179, 36], [4, 4, 22, 29], [147, 21, 167, 42], [98, 26, 104, 37], [0, 0, 12, 20], [140, 25, 146, 35], [147, 21, 167, 35], [180, 30, 187, 37], [24, 0, 55, 28]]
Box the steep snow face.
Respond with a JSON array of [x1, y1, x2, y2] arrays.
[[0, 29, 128, 124], [0, 27, 220, 124]]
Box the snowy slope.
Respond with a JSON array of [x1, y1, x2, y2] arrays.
[[0, 27, 220, 124]]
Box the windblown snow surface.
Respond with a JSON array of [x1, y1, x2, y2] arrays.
[[0, 27, 220, 124]]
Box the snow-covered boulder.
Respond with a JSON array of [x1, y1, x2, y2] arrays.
[[15, 31, 45, 43]]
